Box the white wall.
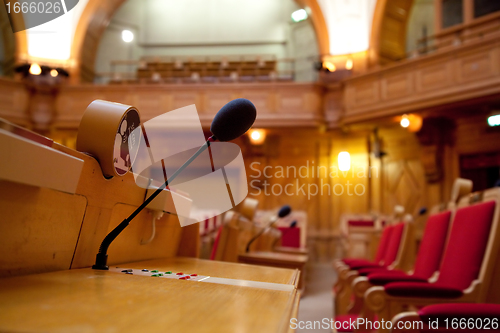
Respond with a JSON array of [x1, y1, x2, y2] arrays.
[[94, 0, 319, 82], [317, 0, 377, 55]]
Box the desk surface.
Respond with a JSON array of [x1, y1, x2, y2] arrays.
[[125, 257, 299, 286], [274, 246, 309, 256], [239, 251, 309, 265], [0, 261, 299, 333]]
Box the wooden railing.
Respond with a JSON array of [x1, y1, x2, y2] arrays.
[[55, 82, 324, 128], [341, 33, 500, 124], [97, 55, 296, 84]]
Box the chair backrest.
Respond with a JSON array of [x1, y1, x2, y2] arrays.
[[383, 222, 406, 267], [373, 225, 394, 264], [476, 188, 500, 303], [237, 197, 259, 221], [436, 199, 496, 290], [447, 178, 473, 210], [210, 211, 240, 262], [412, 210, 452, 278]]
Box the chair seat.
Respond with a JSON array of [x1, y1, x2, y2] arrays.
[[349, 262, 383, 270], [343, 258, 374, 266], [357, 267, 403, 276], [384, 282, 463, 298], [368, 272, 426, 285]]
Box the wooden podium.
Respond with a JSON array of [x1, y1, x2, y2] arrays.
[[0, 119, 300, 332]]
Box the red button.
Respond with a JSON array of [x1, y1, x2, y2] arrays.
[[179, 276, 188, 280], [176, 272, 183, 275], [190, 274, 197, 276]]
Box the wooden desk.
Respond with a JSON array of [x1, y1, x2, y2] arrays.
[[238, 252, 308, 291], [274, 246, 309, 256], [123, 257, 300, 286], [0, 264, 300, 333]]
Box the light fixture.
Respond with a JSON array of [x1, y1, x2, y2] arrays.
[[50, 69, 58, 77], [345, 59, 353, 70], [249, 129, 266, 145], [29, 63, 41, 75], [122, 30, 134, 43], [400, 114, 410, 128], [407, 114, 423, 132], [487, 114, 500, 127], [338, 151, 351, 171], [323, 61, 336, 72], [291, 9, 308, 22]]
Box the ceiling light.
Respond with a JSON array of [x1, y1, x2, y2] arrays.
[[323, 61, 336, 72], [291, 9, 308, 22], [338, 151, 351, 171], [122, 30, 134, 43], [487, 114, 500, 127], [400, 115, 410, 128], [50, 69, 58, 77], [249, 129, 266, 145], [29, 63, 41, 75], [345, 59, 353, 70]]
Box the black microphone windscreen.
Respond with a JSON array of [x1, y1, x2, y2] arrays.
[[210, 98, 257, 142], [278, 205, 292, 218], [419, 207, 427, 215], [290, 221, 297, 228]]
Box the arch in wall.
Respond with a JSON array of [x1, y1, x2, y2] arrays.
[[71, 0, 126, 82], [294, 0, 330, 56], [72, 0, 329, 82], [0, 8, 27, 76], [369, 0, 414, 66]]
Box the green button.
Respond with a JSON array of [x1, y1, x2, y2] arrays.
[[158, 273, 163, 276], [151, 274, 159, 277], [151, 270, 159, 273], [165, 271, 172, 274]]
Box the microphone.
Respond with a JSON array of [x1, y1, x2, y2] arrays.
[[245, 205, 292, 253], [211, 98, 257, 142], [92, 99, 257, 270]]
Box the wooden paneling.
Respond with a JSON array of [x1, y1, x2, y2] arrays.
[[0, 180, 87, 277], [0, 78, 29, 126], [54, 82, 324, 129], [344, 38, 500, 122]]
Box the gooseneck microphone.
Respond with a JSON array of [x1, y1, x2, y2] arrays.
[[245, 205, 292, 253], [93, 98, 257, 270]]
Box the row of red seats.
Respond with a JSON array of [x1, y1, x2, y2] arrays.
[[333, 180, 500, 332]]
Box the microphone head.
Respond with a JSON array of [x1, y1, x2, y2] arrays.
[[418, 207, 428, 215], [210, 98, 257, 142], [278, 205, 292, 218], [290, 221, 297, 228]]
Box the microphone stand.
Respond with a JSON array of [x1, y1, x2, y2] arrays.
[[92, 136, 216, 270], [245, 216, 278, 253]]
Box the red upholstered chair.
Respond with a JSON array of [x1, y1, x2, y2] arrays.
[[333, 225, 394, 314], [363, 188, 500, 333], [338, 224, 395, 270], [346, 210, 452, 315], [391, 303, 500, 333], [334, 222, 412, 315]]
